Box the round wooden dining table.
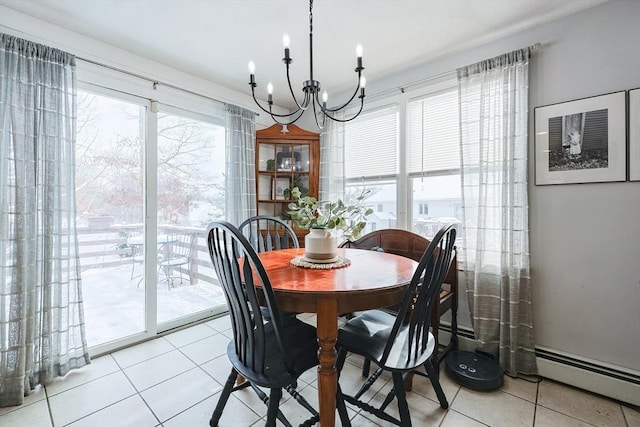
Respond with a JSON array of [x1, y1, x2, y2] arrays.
[[256, 247, 418, 427]]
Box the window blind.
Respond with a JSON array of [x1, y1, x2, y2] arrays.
[[407, 87, 460, 174], [345, 105, 398, 179]]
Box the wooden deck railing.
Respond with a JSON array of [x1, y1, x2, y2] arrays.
[[77, 224, 218, 287]]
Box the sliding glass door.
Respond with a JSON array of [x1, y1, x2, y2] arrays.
[[75, 88, 147, 349], [155, 105, 226, 327], [76, 86, 228, 353]]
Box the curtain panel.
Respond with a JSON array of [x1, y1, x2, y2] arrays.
[[457, 47, 536, 375], [319, 112, 345, 203], [224, 104, 256, 226], [0, 34, 89, 407]]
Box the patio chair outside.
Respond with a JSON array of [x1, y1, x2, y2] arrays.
[[158, 232, 196, 290]]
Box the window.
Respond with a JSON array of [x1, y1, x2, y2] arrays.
[[345, 106, 399, 233], [408, 85, 462, 241], [344, 76, 462, 244]]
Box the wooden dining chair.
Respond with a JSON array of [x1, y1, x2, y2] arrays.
[[335, 224, 457, 426], [339, 228, 459, 385], [206, 221, 319, 427]]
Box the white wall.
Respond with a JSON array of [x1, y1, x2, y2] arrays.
[[354, 0, 640, 380], [528, 0, 639, 375]]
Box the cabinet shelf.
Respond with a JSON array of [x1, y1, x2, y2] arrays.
[[257, 171, 310, 175]]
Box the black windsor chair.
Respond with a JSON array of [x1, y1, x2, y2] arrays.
[[335, 224, 457, 426], [338, 228, 459, 387], [239, 215, 299, 320], [206, 221, 319, 427]]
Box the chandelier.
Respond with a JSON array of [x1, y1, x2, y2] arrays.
[[248, 0, 366, 129]]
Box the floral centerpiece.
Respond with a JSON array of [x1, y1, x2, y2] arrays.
[[288, 186, 373, 262], [287, 187, 373, 241]]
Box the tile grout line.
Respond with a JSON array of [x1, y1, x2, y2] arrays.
[[112, 352, 163, 427], [44, 384, 55, 427]]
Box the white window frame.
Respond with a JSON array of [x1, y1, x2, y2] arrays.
[[345, 72, 459, 231]]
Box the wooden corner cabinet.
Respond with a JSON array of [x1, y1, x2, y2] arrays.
[[255, 124, 320, 246]]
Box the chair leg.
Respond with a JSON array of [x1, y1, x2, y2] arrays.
[[285, 384, 318, 418], [249, 384, 290, 426], [265, 387, 283, 427], [425, 360, 448, 409], [392, 372, 412, 427], [210, 368, 237, 427], [362, 357, 371, 377], [336, 347, 348, 371], [404, 371, 415, 391], [336, 383, 352, 427]]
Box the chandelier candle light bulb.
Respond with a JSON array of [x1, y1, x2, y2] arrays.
[[248, 61, 256, 85], [267, 82, 273, 104], [283, 33, 291, 62], [247, 0, 367, 129]]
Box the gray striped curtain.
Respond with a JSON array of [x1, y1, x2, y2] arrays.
[[224, 105, 256, 225], [458, 47, 536, 375], [319, 111, 345, 204], [0, 34, 89, 407]]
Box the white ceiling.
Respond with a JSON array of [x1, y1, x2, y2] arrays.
[[1, 0, 608, 108]]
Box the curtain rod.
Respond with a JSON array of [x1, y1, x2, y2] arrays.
[[76, 56, 260, 116], [78, 41, 541, 117], [367, 42, 542, 101]]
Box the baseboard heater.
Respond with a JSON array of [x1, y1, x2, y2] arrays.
[[535, 348, 640, 386], [437, 323, 640, 406]]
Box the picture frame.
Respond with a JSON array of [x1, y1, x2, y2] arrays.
[[276, 150, 302, 171], [629, 88, 640, 181], [272, 177, 291, 200], [534, 91, 626, 185]]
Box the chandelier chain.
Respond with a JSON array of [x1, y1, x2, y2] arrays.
[[309, 0, 313, 35]]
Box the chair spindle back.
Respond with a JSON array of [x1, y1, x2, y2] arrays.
[[206, 221, 291, 376], [381, 224, 457, 366], [239, 215, 299, 253]]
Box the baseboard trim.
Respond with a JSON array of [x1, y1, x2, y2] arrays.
[[536, 355, 640, 406], [437, 325, 640, 407]]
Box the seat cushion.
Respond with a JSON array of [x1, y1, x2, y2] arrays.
[[227, 317, 319, 388], [338, 309, 436, 371]]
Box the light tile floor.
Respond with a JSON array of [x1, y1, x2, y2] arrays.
[[1, 313, 638, 427]]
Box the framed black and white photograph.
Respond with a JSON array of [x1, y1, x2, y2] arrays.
[[272, 177, 290, 200], [276, 150, 301, 171], [629, 88, 640, 181], [535, 91, 626, 185]]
